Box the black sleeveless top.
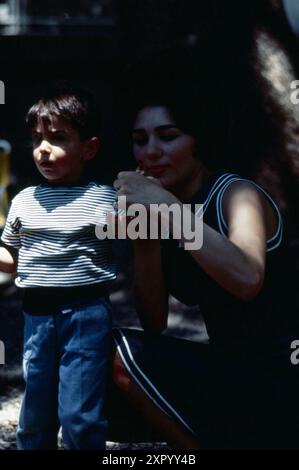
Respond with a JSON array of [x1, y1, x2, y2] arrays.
[[162, 173, 299, 357]]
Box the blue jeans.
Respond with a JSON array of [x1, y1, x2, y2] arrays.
[[17, 296, 112, 450]]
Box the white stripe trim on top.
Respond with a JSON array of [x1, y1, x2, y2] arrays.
[[194, 173, 234, 217], [215, 177, 283, 251]]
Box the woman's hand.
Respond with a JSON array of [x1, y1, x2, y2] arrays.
[[113, 171, 177, 208]]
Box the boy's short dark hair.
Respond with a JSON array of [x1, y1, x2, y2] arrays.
[[26, 83, 100, 140]]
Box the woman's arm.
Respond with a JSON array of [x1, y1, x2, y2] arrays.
[[114, 172, 171, 333], [133, 239, 169, 333], [176, 181, 275, 301], [0, 246, 17, 273], [114, 172, 274, 302]]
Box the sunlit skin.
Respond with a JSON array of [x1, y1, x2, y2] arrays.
[[132, 106, 204, 201], [32, 115, 98, 184]]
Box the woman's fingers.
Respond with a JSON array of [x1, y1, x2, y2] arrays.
[[113, 170, 166, 207], [114, 171, 146, 191], [117, 171, 135, 179], [113, 179, 121, 190], [146, 176, 162, 186]]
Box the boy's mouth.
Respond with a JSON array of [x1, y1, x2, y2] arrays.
[[39, 163, 56, 175], [39, 161, 54, 168]]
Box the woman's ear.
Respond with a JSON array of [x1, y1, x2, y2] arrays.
[[83, 137, 100, 161]]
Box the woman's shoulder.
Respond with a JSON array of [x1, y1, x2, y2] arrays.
[[200, 172, 283, 252]]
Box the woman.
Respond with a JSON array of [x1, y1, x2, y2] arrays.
[[111, 56, 299, 449]]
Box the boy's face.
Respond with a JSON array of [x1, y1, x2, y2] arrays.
[[32, 115, 97, 184]]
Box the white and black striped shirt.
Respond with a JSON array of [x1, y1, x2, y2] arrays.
[[1, 181, 117, 288]]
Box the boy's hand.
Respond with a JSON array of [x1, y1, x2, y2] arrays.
[[0, 247, 17, 273]]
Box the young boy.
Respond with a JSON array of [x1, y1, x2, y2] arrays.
[[0, 86, 116, 450]]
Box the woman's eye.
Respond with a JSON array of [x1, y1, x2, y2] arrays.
[[159, 133, 180, 142]]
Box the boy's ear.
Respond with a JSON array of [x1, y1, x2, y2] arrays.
[[83, 137, 100, 161]]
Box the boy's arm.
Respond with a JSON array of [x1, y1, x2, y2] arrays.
[[0, 245, 17, 273], [0, 192, 21, 274]]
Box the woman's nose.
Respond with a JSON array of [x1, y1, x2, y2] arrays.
[[146, 137, 162, 159]]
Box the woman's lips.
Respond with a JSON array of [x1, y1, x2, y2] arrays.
[[146, 166, 168, 177]]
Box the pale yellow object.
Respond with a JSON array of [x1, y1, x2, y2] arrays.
[[0, 140, 11, 228]]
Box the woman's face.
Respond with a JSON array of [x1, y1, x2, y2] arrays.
[[132, 106, 203, 197]]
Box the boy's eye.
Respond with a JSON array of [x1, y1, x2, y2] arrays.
[[32, 133, 66, 144], [32, 134, 42, 144], [52, 134, 67, 142]]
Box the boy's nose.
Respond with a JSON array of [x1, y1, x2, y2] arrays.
[[39, 140, 51, 153]]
